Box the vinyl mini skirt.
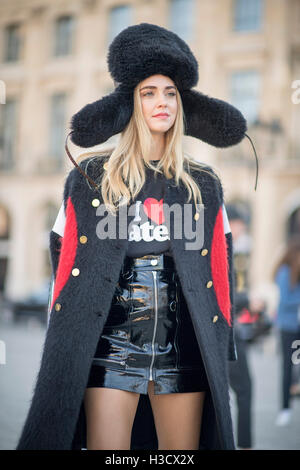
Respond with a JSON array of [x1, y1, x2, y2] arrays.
[[86, 253, 210, 395]]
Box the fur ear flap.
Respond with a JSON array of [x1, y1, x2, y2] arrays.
[[69, 84, 247, 149], [69, 84, 134, 148], [181, 89, 247, 148]]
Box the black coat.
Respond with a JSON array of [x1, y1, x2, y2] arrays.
[[16, 156, 237, 450]]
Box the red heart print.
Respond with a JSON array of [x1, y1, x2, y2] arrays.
[[143, 198, 165, 225]]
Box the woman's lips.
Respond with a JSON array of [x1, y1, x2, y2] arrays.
[[153, 114, 169, 119]]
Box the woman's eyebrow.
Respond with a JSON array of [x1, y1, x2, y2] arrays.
[[140, 85, 176, 91]]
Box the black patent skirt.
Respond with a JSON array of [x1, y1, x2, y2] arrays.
[[86, 253, 209, 395]]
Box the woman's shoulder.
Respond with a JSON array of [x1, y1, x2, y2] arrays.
[[184, 156, 224, 200], [64, 153, 110, 192], [77, 153, 110, 175], [185, 156, 221, 179]]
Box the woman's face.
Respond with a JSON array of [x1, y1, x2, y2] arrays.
[[139, 74, 178, 135]]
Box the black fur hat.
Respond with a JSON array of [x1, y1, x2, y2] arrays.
[[66, 23, 258, 189]]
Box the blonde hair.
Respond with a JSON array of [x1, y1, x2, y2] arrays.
[[76, 81, 218, 215]]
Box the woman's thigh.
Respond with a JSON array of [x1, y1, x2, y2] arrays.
[[147, 380, 206, 450], [84, 387, 140, 450]]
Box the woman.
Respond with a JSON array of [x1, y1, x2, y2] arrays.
[[16, 23, 257, 450], [273, 237, 300, 426]]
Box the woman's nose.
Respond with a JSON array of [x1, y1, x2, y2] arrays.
[[157, 101, 168, 111]]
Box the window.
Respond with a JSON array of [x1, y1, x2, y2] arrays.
[[3, 23, 21, 62], [49, 93, 67, 167], [230, 70, 261, 125], [169, 0, 195, 41], [233, 0, 263, 32], [0, 99, 18, 170], [107, 5, 132, 44], [53, 15, 75, 57]]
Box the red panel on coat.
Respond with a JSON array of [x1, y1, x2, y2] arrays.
[[211, 206, 232, 326], [50, 197, 78, 311]]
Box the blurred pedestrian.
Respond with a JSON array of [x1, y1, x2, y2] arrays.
[[290, 364, 300, 397], [227, 205, 254, 450], [273, 237, 300, 426]]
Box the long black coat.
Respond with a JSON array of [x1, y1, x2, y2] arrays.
[[16, 156, 237, 450]]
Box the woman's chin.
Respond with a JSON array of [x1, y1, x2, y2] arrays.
[[149, 124, 172, 135]]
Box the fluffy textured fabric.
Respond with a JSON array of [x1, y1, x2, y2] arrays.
[[107, 23, 199, 89], [181, 89, 247, 148], [225, 231, 238, 361], [49, 231, 62, 277], [211, 206, 231, 326], [70, 84, 133, 148], [50, 197, 78, 311], [69, 22, 247, 149], [16, 156, 238, 450]]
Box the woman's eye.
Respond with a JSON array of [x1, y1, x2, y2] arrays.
[[143, 92, 176, 97]]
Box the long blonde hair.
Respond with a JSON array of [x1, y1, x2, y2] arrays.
[[76, 81, 218, 215]]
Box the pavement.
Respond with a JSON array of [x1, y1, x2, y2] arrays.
[[0, 313, 300, 450]]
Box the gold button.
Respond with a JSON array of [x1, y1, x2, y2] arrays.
[[79, 235, 88, 244], [213, 315, 218, 323], [194, 212, 200, 221], [206, 280, 213, 288], [103, 162, 108, 170], [92, 198, 100, 207], [55, 303, 61, 311], [201, 249, 208, 256], [72, 268, 80, 277]]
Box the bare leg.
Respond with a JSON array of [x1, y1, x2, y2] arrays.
[[84, 387, 140, 450], [147, 381, 205, 450]]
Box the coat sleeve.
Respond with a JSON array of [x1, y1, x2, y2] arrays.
[[46, 161, 89, 324], [221, 202, 238, 361], [46, 166, 76, 325], [206, 169, 238, 362], [225, 230, 238, 362], [47, 222, 64, 326]]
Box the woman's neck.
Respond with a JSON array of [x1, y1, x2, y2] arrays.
[[148, 132, 166, 161]]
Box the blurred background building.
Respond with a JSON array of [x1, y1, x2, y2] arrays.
[[0, 0, 299, 307]]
